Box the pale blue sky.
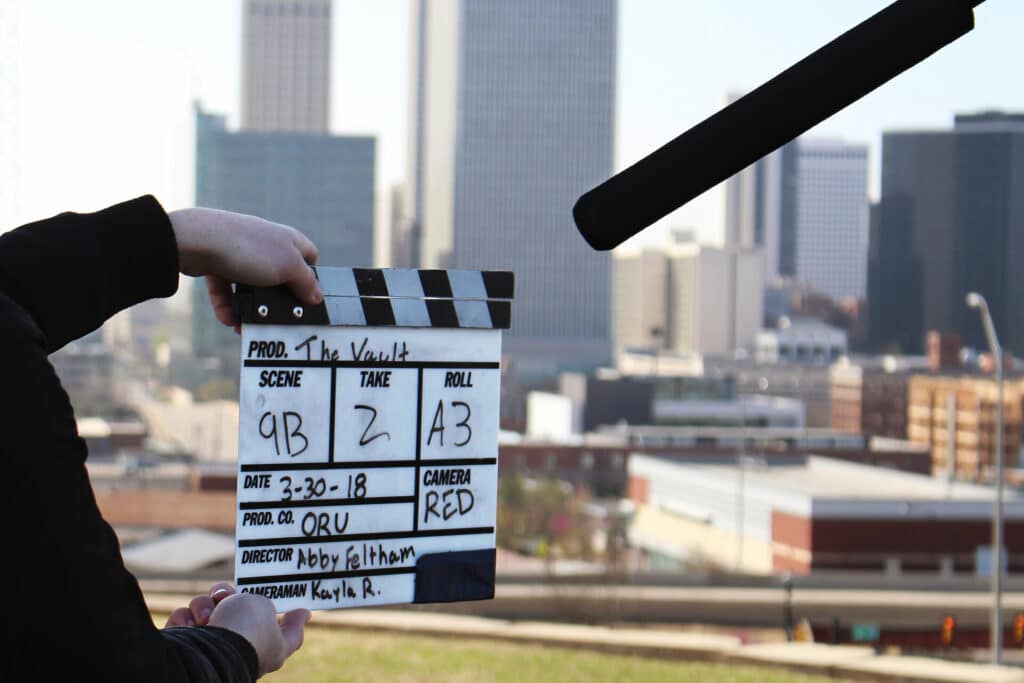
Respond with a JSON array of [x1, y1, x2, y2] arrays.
[[11, 1, 1024, 251]]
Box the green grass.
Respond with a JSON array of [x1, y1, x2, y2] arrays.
[[263, 626, 853, 683]]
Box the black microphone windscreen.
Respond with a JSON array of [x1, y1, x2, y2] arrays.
[[574, 0, 979, 251]]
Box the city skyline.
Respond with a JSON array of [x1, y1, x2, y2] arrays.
[[6, 1, 1024, 253], [869, 112, 1024, 356]]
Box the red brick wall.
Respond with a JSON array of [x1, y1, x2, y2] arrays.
[[628, 476, 649, 504], [771, 510, 812, 573], [96, 490, 236, 532], [773, 510, 811, 551], [810, 519, 1024, 554]]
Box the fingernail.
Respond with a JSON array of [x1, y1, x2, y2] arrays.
[[213, 589, 231, 600], [186, 617, 195, 626], [315, 286, 325, 302], [200, 608, 212, 621]]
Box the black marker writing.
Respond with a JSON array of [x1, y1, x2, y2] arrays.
[[354, 404, 390, 445]]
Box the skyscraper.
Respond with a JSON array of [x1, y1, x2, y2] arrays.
[[241, 0, 331, 133], [407, 0, 617, 374], [793, 140, 869, 302], [723, 135, 867, 301], [0, 0, 20, 233], [721, 91, 796, 283], [613, 237, 763, 357], [870, 112, 1024, 354]]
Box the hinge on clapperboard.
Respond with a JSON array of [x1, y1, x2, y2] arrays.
[[234, 266, 513, 329]]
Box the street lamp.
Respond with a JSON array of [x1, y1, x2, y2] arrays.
[[650, 326, 665, 377], [966, 291, 1004, 666]]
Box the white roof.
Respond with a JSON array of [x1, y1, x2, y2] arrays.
[[630, 454, 1024, 520], [121, 528, 234, 573], [77, 417, 111, 438]]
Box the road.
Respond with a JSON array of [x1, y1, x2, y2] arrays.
[[457, 583, 1024, 629], [138, 572, 1024, 629]]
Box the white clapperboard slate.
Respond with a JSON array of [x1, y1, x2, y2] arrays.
[[232, 266, 513, 612]]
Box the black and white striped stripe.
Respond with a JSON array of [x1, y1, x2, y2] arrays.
[[315, 267, 514, 301], [235, 267, 514, 329]]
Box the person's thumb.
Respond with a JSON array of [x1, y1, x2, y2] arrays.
[[279, 609, 311, 659]]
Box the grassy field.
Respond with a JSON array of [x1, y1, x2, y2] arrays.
[[260, 626, 854, 683]]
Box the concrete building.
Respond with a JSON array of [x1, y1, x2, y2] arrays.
[[499, 427, 930, 499], [870, 112, 1024, 355], [407, 0, 617, 373], [755, 318, 847, 364], [135, 397, 240, 463], [96, 489, 236, 533], [793, 140, 869, 301], [605, 425, 932, 474], [907, 373, 1023, 482], [628, 453, 1024, 575], [613, 240, 764, 357], [241, 0, 331, 133], [720, 92, 795, 283], [558, 372, 655, 432], [830, 355, 928, 439], [547, 371, 801, 432], [652, 394, 804, 430], [612, 249, 670, 352], [77, 416, 148, 460], [0, 0, 20, 232], [707, 357, 834, 429], [721, 127, 868, 301], [51, 342, 121, 415], [666, 242, 763, 357]]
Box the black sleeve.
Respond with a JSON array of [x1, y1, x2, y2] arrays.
[[0, 200, 259, 682], [0, 195, 180, 352]]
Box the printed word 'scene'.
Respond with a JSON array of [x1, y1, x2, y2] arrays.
[[258, 370, 303, 388]]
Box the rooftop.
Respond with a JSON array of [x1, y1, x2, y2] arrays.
[[631, 454, 1024, 519]]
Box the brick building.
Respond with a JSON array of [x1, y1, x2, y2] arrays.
[[907, 374, 1023, 481], [628, 454, 1024, 575], [830, 357, 922, 438], [500, 428, 932, 497]]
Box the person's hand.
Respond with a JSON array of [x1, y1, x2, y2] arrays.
[[165, 582, 237, 627], [208, 593, 311, 677], [168, 207, 323, 328], [164, 582, 311, 676]]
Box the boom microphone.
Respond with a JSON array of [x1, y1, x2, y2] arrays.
[[573, 0, 985, 251]]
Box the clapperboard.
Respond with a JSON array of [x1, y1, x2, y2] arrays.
[[232, 266, 513, 612]]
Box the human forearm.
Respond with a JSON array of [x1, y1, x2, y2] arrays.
[[0, 195, 178, 351]]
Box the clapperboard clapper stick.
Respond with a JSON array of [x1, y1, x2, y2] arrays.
[[573, 0, 985, 251], [232, 266, 513, 612]]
